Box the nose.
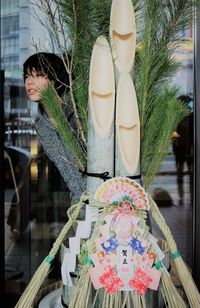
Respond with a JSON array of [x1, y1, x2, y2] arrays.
[[26, 75, 35, 84]]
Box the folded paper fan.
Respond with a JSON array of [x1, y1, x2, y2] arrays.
[[94, 177, 150, 210]]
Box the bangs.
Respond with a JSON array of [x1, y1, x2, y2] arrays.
[[23, 54, 47, 80], [23, 52, 69, 96]]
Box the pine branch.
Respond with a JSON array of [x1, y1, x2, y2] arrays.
[[141, 87, 190, 189], [134, 0, 196, 187], [41, 83, 86, 171], [57, 0, 112, 136], [31, 0, 88, 149], [135, 0, 196, 137]]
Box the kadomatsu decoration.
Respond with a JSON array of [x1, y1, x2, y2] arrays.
[[15, 0, 200, 307]]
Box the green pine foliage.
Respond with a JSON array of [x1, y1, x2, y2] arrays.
[[141, 87, 189, 188], [57, 0, 111, 135], [134, 0, 196, 188], [39, 0, 198, 188], [41, 83, 86, 170]]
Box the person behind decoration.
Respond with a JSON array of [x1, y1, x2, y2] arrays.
[[23, 52, 87, 205], [8, 52, 70, 233], [23, 52, 69, 103], [24, 51, 70, 190]]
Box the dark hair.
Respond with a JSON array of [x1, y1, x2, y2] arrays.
[[23, 52, 69, 97]]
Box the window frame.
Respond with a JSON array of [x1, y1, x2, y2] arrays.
[[193, 7, 200, 290]]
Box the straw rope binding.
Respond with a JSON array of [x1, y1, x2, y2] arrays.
[[150, 196, 200, 307]]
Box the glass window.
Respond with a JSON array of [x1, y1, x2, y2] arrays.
[[2, 3, 69, 306], [1, 0, 19, 15], [1, 38, 19, 55], [149, 26, 194, 268], [1, 16, 19, 36]]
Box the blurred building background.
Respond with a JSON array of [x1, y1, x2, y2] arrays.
[[1, 0, 57, 120]]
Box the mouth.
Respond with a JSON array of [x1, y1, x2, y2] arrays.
[[28, 89, 36, 95]]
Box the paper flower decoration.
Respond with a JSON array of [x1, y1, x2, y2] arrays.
[[94, 177, 150, 210]]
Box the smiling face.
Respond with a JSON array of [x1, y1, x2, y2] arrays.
[[24, 69, 49, 102]]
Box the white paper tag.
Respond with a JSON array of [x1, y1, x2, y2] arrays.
[[85, 204, 99, 222], [76, 220, 91, 238], [69, 237, 80, 254], [61, 252, 76, 286]]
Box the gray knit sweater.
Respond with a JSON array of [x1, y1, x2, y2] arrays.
[[33, 110, 87, 203]]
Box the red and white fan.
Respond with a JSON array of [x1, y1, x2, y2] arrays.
[[94, 177, 150, 210]]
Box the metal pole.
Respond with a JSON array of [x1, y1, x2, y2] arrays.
[[193, 7, 200, 290]]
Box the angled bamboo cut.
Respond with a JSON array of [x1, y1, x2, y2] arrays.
[[88, 35, 115, 139], [87, 35, 115, 194], [110, 0, 140, 178], [115, 73, 140, 176], [110, 0, 136, 74]]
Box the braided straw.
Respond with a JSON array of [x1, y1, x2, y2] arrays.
[[131, 292, 145, 308], [150, 196, 200, 307], [69, 266, 92, 308], [15, 193, 87, 308], [158, 264, 187, 307], [151, 241, 187, 308]]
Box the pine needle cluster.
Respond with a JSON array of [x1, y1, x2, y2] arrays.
[[141, 87, 189, 188], [134, 0, 196, 188], [57, 0, 111, 135], [41, 83, 86, 170]]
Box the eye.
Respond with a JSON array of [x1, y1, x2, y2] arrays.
[[24, 74, 30, 80]]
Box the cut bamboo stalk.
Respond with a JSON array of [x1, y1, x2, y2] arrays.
[[110, 0, 136, 74], [87, 35, 115, 194], [89, 35, 115, 139], [115, 73, 140, 177]]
